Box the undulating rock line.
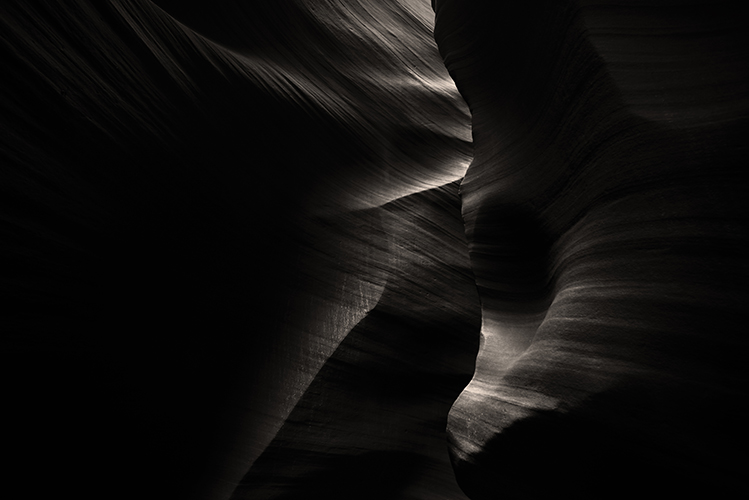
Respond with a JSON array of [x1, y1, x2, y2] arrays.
[[234, 182, 480, 500], [433, 0, 749, 497], [1, 1, 473, 499]]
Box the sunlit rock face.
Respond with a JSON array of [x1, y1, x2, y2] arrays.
[[433, 0, 749, 497]]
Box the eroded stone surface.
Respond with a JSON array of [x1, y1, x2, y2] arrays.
[[433, 1, 748, 497], [3, 1, 748, 499]]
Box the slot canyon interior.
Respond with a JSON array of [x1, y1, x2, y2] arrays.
[[2, 1, 748, 498]]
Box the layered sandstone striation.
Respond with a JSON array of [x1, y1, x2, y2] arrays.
[[433, 0, 748, 497], [2, 1, 472, 499], [2, 1, 748, 499]]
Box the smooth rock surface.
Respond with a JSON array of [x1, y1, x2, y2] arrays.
[[2, 1, 748, 499], [433, 0, 749, 497], [2, 1, 472, 499]]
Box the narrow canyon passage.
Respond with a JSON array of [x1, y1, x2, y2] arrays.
[[2, 1, 748, 499]]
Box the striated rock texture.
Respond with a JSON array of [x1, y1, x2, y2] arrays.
[[2, 1, 473, 499], [433, 0, 749, 497], [2, 0, 748, 499], [233, 182, 480, 500]]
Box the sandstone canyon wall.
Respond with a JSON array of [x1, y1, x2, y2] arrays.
[[433, 0, 748, 497], [2, 1, 747, 499]]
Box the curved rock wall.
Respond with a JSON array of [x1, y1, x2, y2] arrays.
[[2, 1, 748, 499], [2, 1, 473, 499], [433, 0, 748, 497]]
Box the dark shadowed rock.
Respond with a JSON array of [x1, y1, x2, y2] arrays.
[[433, 0, 749, 497], [2, 1, 472, 499], [2, 0, 748, 499]]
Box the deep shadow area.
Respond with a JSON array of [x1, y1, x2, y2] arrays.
[[450, 383, 747, 500], [271, 450, 429, 500]]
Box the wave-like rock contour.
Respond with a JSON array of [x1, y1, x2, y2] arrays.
[[3, 0, 749, 499], [2, 1, 472, 499], [433, 0, 748, 497]]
